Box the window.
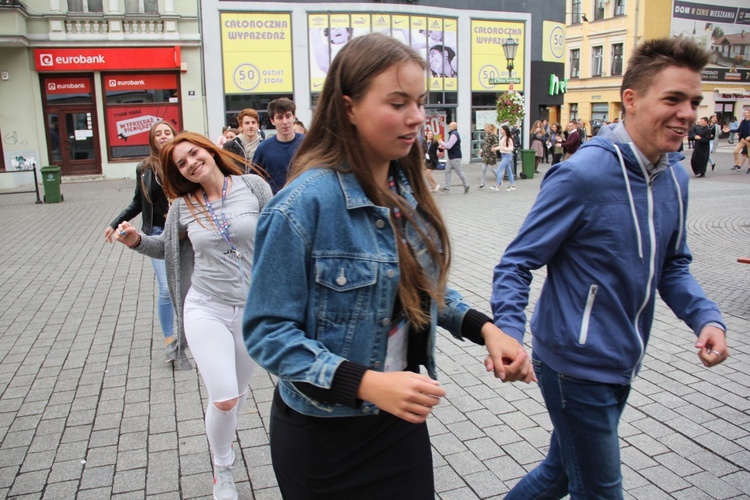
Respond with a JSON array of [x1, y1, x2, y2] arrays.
[[595, 0, 606, 20], [569, 104, 578, 121], [570, 49, 580, 78], [592, 46, 603, 77], [611, 44, 624, 76], [591, 103, 609, 122], [103, 73, 181, 159], [615, 0, 626, 16], [571, 0, 582, 24], [67, 0, 103, 12], [125, 0, 159, 14]]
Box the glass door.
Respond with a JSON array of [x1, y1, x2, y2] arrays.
[[45, 107, 100, 175]]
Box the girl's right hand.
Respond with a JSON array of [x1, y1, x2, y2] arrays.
[[114, 221, 139, 247], [358, 370, 446, 424]]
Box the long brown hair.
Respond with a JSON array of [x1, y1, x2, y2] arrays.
[[291, 33, 451, 329], [138, 120, 176, 203]]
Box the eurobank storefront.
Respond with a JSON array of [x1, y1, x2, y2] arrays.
[[0, 1, 203, 186], [201, 0, 565, 162]]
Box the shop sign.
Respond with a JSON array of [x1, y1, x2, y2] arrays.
[[471, 19, 525, 92], [104, 73, 177, 91], [106, 106, 180, 147], [45, 77, 92, 95], [222, 12, 293, 94], [549, 74, 567, 95], [34, 47, 181, 72]]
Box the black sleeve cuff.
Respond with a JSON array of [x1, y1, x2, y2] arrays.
[[292, 361, 370, 408], [462, 309, 492, 346]]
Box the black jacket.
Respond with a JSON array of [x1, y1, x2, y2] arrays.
[[423, 139, 439, 168], [109, 163, 169, 235]]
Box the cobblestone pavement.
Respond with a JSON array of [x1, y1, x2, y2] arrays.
[[0, 143, 748, 499]]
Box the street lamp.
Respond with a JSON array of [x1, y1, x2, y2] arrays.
[[501, 37, 519, 72]]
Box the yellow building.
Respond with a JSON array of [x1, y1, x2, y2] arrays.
[[562, 0, 672, 134]]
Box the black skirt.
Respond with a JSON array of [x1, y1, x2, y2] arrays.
[[269, 387, 434, 499]]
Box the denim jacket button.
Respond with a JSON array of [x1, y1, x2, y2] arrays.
[[375, 219, 386, 229], [336, 276, 347, 286], [381, 318, 389, 326], [386, 269, 395, 278], [373, 360, 381, 368], [363, 406, 371, 414]]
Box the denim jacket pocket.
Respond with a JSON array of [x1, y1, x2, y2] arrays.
[[314, 256, 380, 355]]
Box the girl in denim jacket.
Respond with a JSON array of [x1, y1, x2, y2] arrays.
[[243, 34, 534, 499]]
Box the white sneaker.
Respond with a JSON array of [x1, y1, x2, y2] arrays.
[[432, 183, 440, 192], [489, 185, 499, 192], [507, 185, 516, 191], [213, 464, 237, 500]]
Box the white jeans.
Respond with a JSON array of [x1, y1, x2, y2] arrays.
[[183, 287, 256, 465]]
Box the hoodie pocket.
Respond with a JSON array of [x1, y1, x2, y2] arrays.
[[578, 284, 598, 345]]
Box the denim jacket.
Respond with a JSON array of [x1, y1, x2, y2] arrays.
[[243, 167, 473, 417]]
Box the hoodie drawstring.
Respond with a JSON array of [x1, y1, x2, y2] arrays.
[[668, 168, 684, 253], [614, 144, 644, 261]]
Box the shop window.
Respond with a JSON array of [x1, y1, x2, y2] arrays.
[[103, 72, 181, 160], [125, 0, 158, 14], [592, 47, 603, 77], [614, 0, 626, 16], [67, 0, 103, 13], [571, 0, 582, 24], [43, 76, 94, 104], [595, 0, 606, 20], [570, 49, 580, 79], [224, 94, 294, 132], [611, 44, 624, 76], [591, 103, 609, 122]]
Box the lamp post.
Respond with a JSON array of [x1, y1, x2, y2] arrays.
[[501, 37, 519, 90]]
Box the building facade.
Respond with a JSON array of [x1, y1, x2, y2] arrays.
[[201, 0, 565, 163], [563, 0, 750, 137], [0, 0, 204, 187]]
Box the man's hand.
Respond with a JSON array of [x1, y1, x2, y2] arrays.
[[695, 325, 728, 367], [481, 323, 536, 383]]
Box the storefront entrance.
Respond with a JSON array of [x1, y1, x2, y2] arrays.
[[45, 107, 100, 175], [41, 74, 101, 176]]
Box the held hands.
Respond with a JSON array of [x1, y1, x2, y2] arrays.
[[358, 371, 446, 424], [695, 325, 729, 367], [482, 323, 536, 383], [113, 221, 139, 247]]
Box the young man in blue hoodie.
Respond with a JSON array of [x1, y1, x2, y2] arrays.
[[492, 38, 729, 499]]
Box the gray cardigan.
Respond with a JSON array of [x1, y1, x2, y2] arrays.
[[134, 174, 273, 357]]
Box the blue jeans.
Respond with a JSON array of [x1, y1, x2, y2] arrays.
[[496, 153, 514, 186], [149, 227, 174, 338], [506, 352, 630, 499]]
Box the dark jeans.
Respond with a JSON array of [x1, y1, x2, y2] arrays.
[[506, 353, 631, 499]]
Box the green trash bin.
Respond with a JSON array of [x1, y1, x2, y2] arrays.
[[520, 149, 536, 180], [41, 165, 63, 203]]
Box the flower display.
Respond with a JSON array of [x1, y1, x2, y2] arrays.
[[496, 91, 525, 126]]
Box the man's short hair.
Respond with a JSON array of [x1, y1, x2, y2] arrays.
[[267, 98, 296, 119], [621, 37, 709, 103], [236, 108, 260, 124]]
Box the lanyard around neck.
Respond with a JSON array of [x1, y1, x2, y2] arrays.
[[201, 176, 239, 255]]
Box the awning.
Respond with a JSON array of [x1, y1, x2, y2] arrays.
[[714, 88, 747, 94]]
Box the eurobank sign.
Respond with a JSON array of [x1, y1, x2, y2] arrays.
[[34, 47, 181, 72]]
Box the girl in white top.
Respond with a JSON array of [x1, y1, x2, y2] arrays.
[[491, 124, 516, 191], [115, 132, 272, 500]]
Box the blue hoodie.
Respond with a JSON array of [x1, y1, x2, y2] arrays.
[[491, 124, 725, 385]]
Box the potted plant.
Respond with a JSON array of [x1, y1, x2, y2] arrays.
[[496, 91, 525, 127]]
